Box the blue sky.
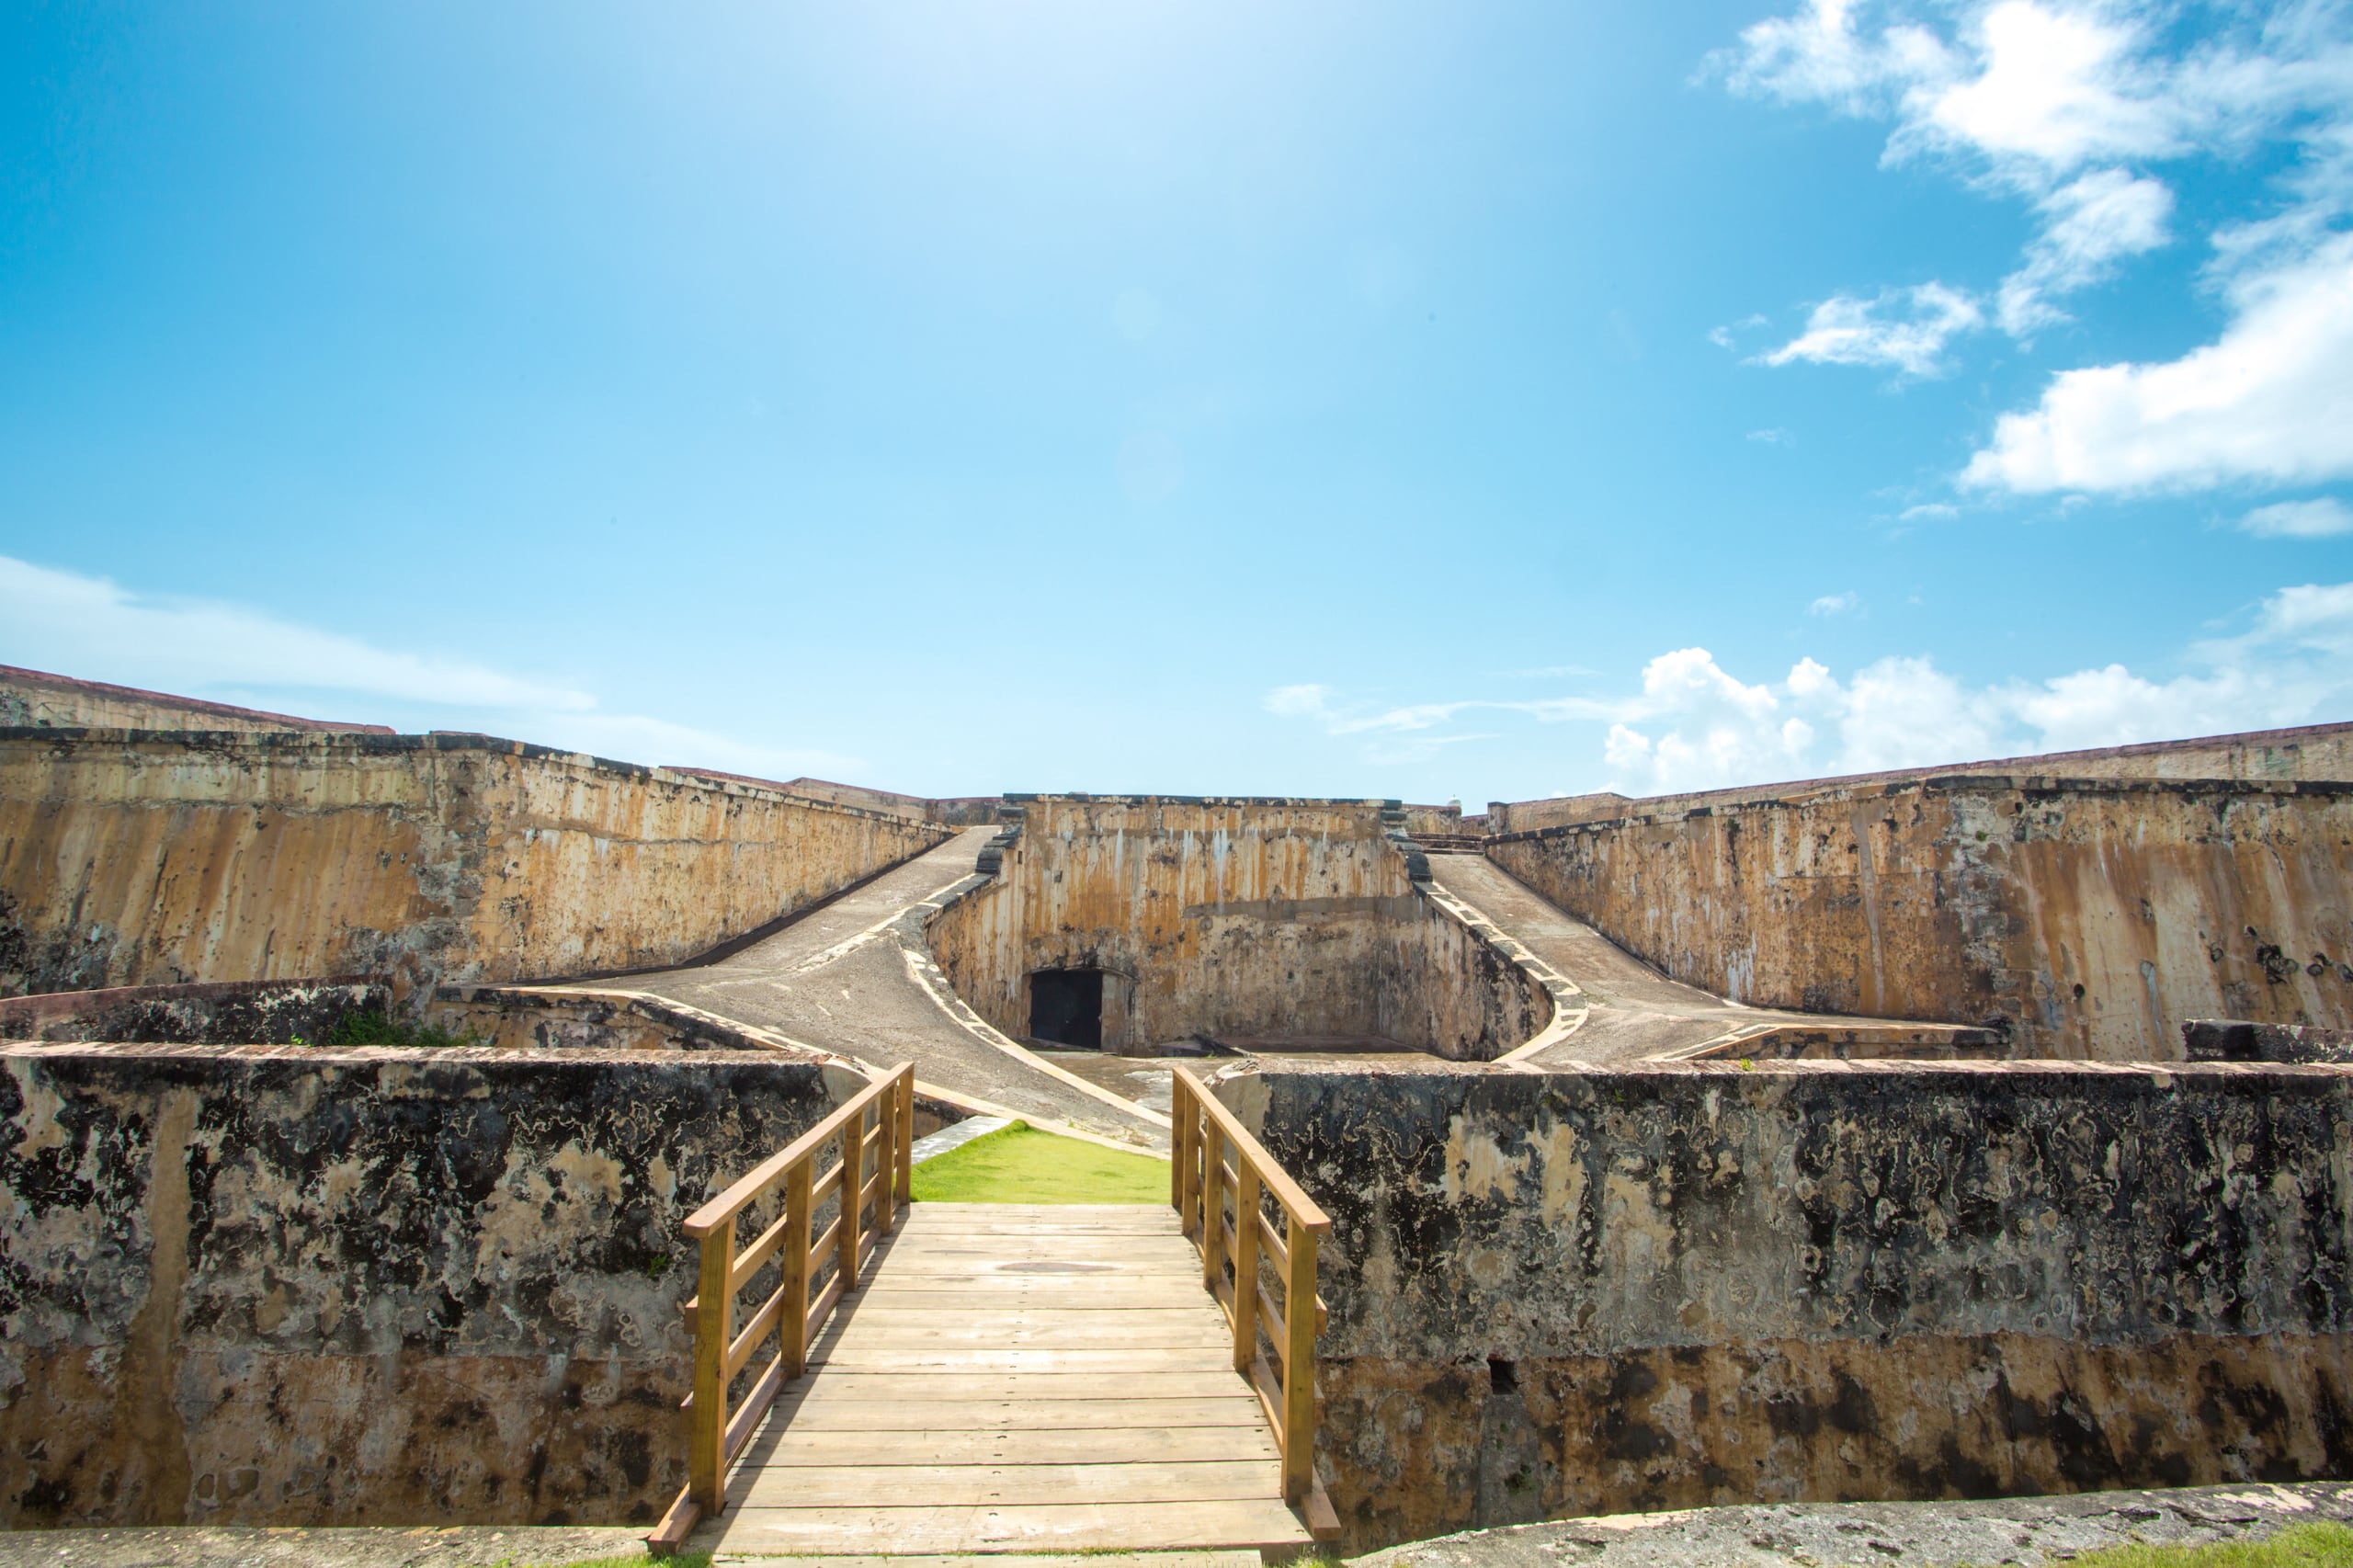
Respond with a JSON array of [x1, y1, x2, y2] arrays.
[[5, 2, 2351, 803]]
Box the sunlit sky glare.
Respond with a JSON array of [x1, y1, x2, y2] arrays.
[[6, 3, 2352, 802]]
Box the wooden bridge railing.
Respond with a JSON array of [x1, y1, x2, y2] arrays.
[[650, 1062, 915, 1551], [1170, 1066, 1340, 1540]]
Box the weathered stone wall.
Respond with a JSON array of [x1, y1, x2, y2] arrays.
[[1488, 722, 2353, 836], [1488, 777, 2353, 1059], [0, 665, 390, 735], [0, 978, 388, 1044], [925, 796, 1549, 1058], [1217, 1060, 2353, 1551], [0, 729, 951, 1000], [0, 1041, 865, 1528]]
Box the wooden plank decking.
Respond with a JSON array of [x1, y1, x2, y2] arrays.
[[698, 1202, 1314, 1559]]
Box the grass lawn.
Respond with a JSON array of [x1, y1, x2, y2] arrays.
[[2063, 1524, 2353, 1568], [911, 1122, 1169, 1204]]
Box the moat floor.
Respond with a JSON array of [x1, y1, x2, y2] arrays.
[[690, 1202, 1312, 1558]]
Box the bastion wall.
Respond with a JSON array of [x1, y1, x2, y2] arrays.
[[0, 729, 950, 1001], [1487, 777, 2353, 1059], [1217, 1059, 2353, 1552], [925, 796, 1552, 1057], [0, 1041, 867, 1528]]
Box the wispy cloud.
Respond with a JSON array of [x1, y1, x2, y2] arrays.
[[0, 554, 860, 778], [1762, 282, 1983, 375], [1809, 591, 1860, 615], [1266, 579, 2353, 792], [1747, 427, 1796, 445], [2238, 497, 2353, 539]]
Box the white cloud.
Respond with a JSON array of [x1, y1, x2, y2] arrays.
[[0, 554, 858, 778], [0, 555, 593, 713], [1714, 0, 2353, 459], [1965, 230, 2353, 492], [1899, 501, 1961, 519], [1895, 2, 2183, 175], [1809, 591, 1859, 615], [2239, 497, 2353, 538], [1263, 684, 1334, 719], [1748, 427, 1796, 444], [1764, 282, 1983, 374], [1996, 167, 2175, 335], [1269, 580, 2353, 793]]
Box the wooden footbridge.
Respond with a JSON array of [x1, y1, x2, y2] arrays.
[[653, 1063, 1340, 1560]]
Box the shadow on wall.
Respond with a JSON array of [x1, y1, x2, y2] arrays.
[[924, 796, 1552, 1059], [1217, 1058, 2353, 1554], [1489, 776, 2353, 1060]]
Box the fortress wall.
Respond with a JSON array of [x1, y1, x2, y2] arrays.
[[1218, 1061, 2353, 1551], [0, 1042, 861, 1528], [1487, 777, 2353, 1059], [0, 729, 950, 1000], [1487, 721, 2353, 836], [926, 797, 1548, 1057], [0, 665, 391, 735]]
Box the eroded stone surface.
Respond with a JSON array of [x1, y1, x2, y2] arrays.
[[0, 1043, 847, 1528], [1221, 1060, 2353, 1551], [1355, 1481, 2353, 1568]]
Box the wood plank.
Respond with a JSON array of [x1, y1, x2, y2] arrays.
[[873, 1256, 1199, 1278], [775, 1396, 1268, 1431], [906, 1203, 1173, 1215], [746, 1426, 1279, 1466], [708, 1498, 1312, 1554], [733, 1460, 1282, 1509], [857, 1283, 1214, 1307], [781, 1371, 1252, 1402], [706, 1544, 1270, 1553], [814, 1346, 1235, 1374], [826, 1315, 1231, 1350]]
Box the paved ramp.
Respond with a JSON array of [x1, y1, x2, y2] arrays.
[[592, 829, 1165, 1147], [696, 1203, 1312, 1559], [1425, 852, 1975, 1063]]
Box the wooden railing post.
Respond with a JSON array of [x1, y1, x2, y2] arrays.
[[1232, 1162, 1262, 1373], [893, 1065, 915, 1212], [840, 1110, 865, 1291], [1170, 1074, 1191, 1224], [873, 1082, 897, 1236], [781, 1161, 813, 1378], [688, 1217, 734, 1515], [1199, 1122, 1224, 1299], [1282, 1217, 1318, 1506]]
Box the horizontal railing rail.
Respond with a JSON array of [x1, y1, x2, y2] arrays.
[[649, 1061, 915, 1552], [1169, 1065, 1339, 1540]]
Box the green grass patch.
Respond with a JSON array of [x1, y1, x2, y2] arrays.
[[911, 1122, 1168, 1204], [318, 1005, 481, 1050], [2060, 1524, 2353, 1568]]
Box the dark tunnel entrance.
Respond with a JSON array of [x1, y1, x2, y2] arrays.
[[1028, 968, 1105, 1050]]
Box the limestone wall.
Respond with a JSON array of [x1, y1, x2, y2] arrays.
[[0, 729, 950, 999], [0, 1041, 863, 1528], [0, 665, 390, 735], [1488, 777, 2353, 1059], [926, 796, 1550, 1058], [1489, 722, 2353, 836], [1219, 1060, 2353, 1551]]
